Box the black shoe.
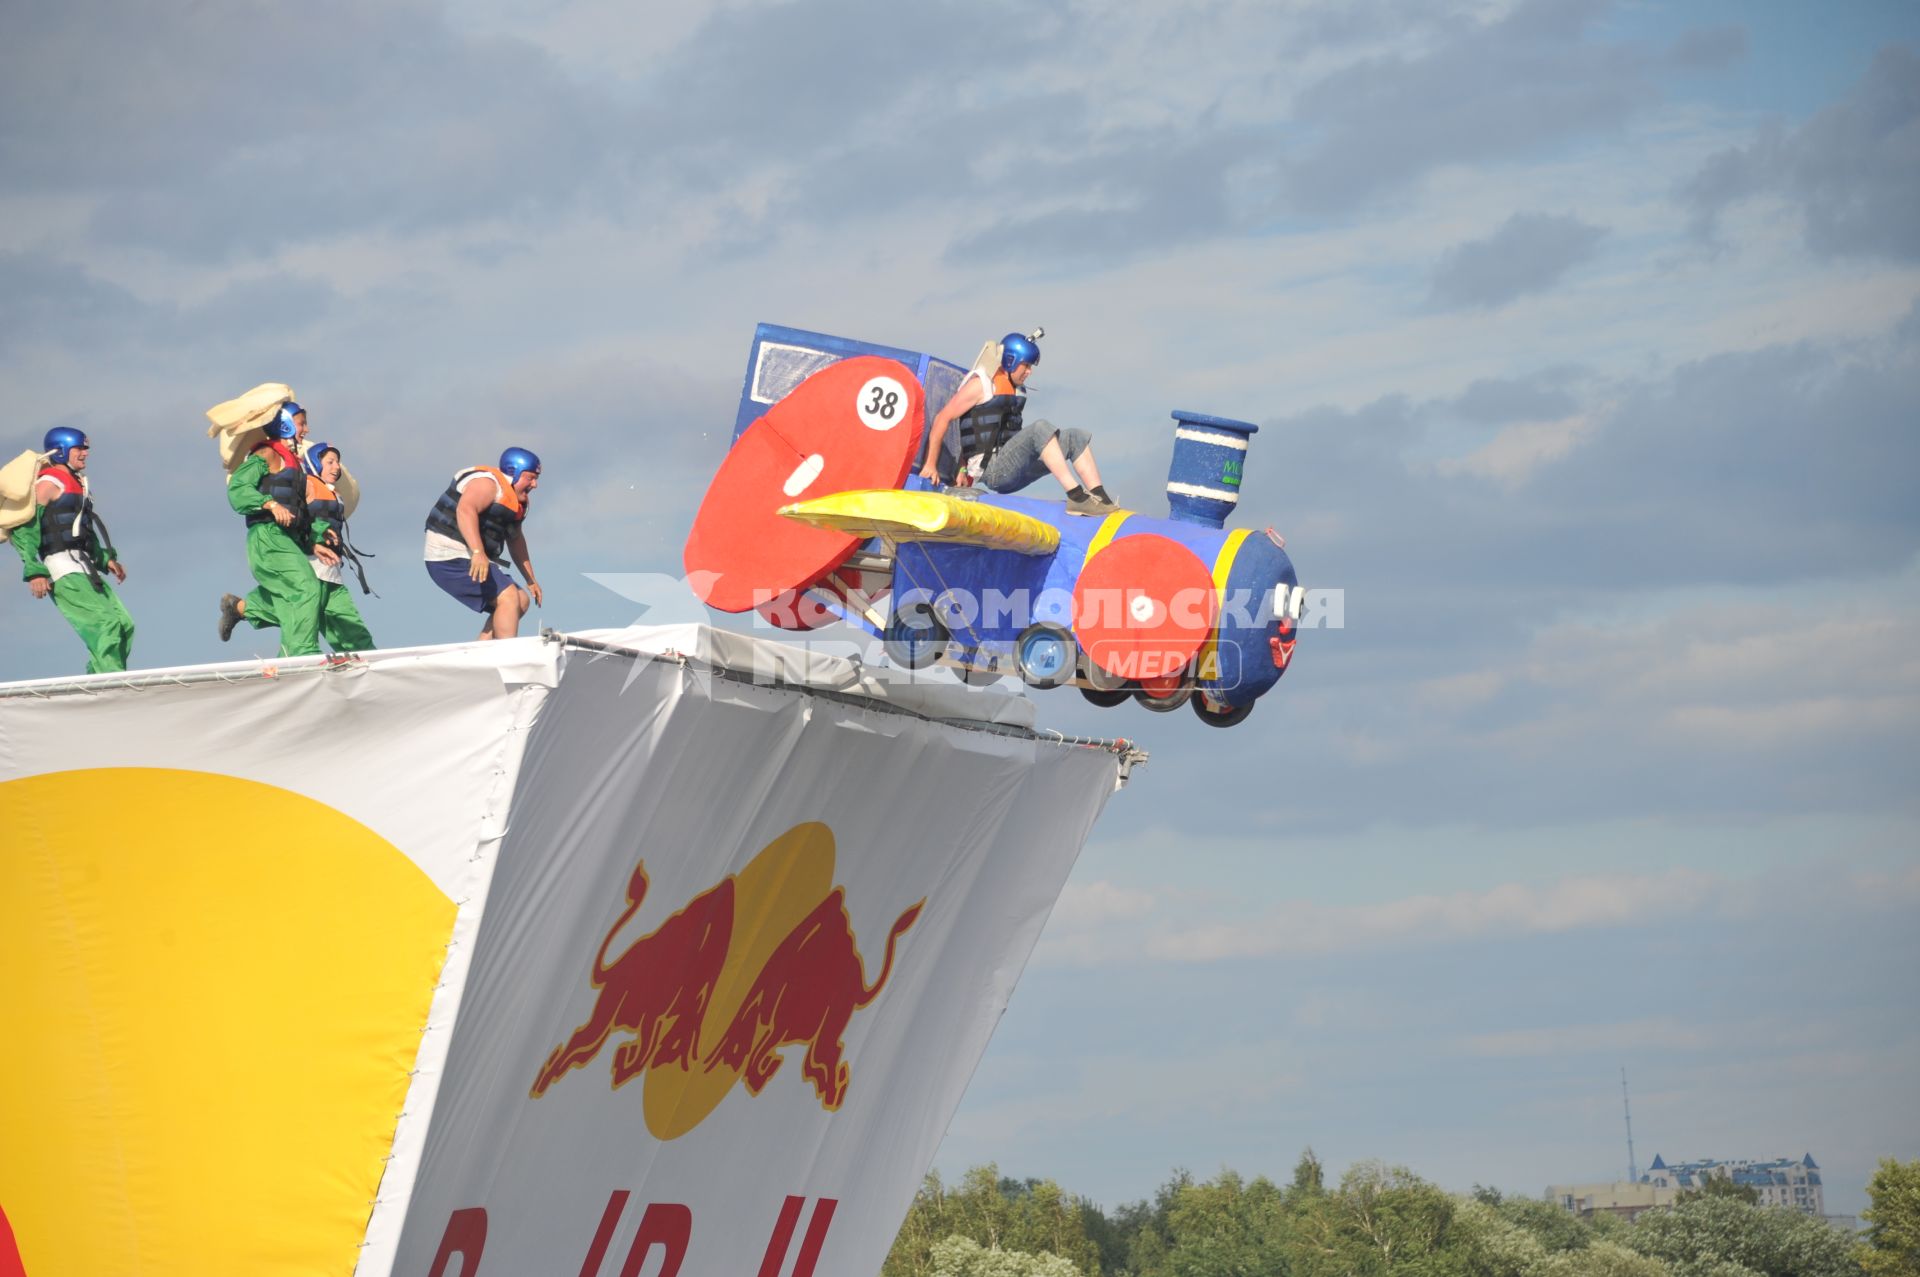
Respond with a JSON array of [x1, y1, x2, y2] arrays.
[[218, 593, 243, 642]]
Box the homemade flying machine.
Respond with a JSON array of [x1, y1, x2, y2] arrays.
[[684, 325, 1303, 726]]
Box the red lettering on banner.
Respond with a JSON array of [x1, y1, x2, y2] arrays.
[[755, 1196, 803, 1277], [428, 1192, 838, 1273], [578, 1191, 630, 1277], [618, 1202, 692, 1277], [427, 1207, 489, 1277], [758, 1196, 839, 1277], [792, 1198, 838, 1277]]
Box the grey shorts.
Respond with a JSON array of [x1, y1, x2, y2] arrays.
[[980, 419, 1091, 493]]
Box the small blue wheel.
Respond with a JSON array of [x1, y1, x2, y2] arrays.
[[1015, 623, 1076, 690], [884, 598, 949, 670]]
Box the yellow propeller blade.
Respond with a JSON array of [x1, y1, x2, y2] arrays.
[[779, 489, 1060, 556]]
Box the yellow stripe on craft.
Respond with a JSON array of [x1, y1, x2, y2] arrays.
[[780, 489, 1060, 555], [1195, 527, 1253, 683], [1081, 509, 1134, 566]]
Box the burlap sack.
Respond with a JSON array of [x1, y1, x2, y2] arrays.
[[966, 339, 1002, 384], [205, 383, 295, 474], [0, 449, 48, 535]]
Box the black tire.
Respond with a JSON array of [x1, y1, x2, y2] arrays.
[[1080, 685, 1132, 708], [1133, 679, 1194, 713], [1079, 650, 1127, 693], [958, 655, 1003, 686], [883, 598, 948, 670], [1191, 695, 1255, 728]]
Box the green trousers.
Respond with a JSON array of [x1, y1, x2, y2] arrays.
[[241, 524, 323, 657], [50, 573, 135, 674], [318, 580, 374, 653]]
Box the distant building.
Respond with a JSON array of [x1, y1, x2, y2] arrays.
[[1546, 1180, 1679, 1222], [1640, 1154, 1825, 1217]]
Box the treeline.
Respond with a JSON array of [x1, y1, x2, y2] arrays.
[[882, 1153, 1920, 1277]]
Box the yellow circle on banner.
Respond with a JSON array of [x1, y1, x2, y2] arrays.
[[642, 821, 836, 1139], [0, 768, 457, 1277]]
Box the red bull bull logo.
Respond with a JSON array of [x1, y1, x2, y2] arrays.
[[531, 822, 924, 1138]]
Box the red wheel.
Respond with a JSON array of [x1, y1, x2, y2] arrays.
[[1073, 534, 1216, 684]]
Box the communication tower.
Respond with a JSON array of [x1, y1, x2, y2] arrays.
[[1621, 1066, 1638, 1183]]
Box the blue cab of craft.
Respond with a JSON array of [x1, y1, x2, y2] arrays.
[[1166, 410, 1259, 528]]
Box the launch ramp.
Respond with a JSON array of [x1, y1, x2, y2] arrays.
[[0, 625, 1136, 1276]]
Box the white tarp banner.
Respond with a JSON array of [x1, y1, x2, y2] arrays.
[[0, 648, 553, 1277], [0, 626, 1126, 1277], [391, 644, 1120, 1277]]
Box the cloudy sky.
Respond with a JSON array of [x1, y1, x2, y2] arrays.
[[5, 0, 1917, 1217]]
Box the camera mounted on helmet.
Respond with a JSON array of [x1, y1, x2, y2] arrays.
[[999, 328, 1044, 374]]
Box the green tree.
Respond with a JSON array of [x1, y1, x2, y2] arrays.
[[1449, 1198, 1547, 1277], [1624, 1195, 1858, 1277], [1528, 1241, 1673, 1277], [1284, 1161, 1471, 1276], [1113, 1169, 1193, 1277], [1499, 1196, 1594, 1254], [1859, 1158, 1920, 1277], [890, 1173, 954, 1277], [1675, 1176, 1762, 1208], [930, 1235, 1083, 1277], [1079, 1201, 1127, 1277], [884, 1165, 1103, 1277], [1289, 1149, 1327, 1203], [1159, 1169, 1291, 1277]]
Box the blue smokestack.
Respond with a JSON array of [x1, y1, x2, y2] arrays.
[[1165, 410, 1258, 528]]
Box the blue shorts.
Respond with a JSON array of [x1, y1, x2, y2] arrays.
[[426, 557, 519, 614]]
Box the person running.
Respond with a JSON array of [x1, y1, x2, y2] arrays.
[[422, 447, 544, 640], [8, 428, 135, 673], [301, 441, 375, 653], [919, 330, 1116, 516], [218, 403, 328, 655]]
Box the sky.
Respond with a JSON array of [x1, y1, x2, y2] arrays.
[[4, 0, 1917, 1219]]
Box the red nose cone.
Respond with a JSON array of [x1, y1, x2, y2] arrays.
[[685, 356, 923, 613], [1073, 533, 1217, 682]]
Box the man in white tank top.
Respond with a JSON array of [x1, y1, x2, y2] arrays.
[[919, 331, 1115, 516]]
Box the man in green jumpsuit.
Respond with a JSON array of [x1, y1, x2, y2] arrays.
[[8, 428, 135, 673], [217, 403, 325, 656]]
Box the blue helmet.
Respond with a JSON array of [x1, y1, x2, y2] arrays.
[[500, 446, 542, 482], [302, 441, 338, 477], [265, 402, 303, 441], [43, 426, 89, 465], [1000, 330, 1042, 373]]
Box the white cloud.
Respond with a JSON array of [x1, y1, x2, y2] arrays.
[[1145, 868, 1721, 962], [1049, 880, 1158, 930], [1412, 670, 1505, 713], [1495, 606, 1920, 752], [1432, 409, 1600, 485], [1035, 867, 1729, 968]]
